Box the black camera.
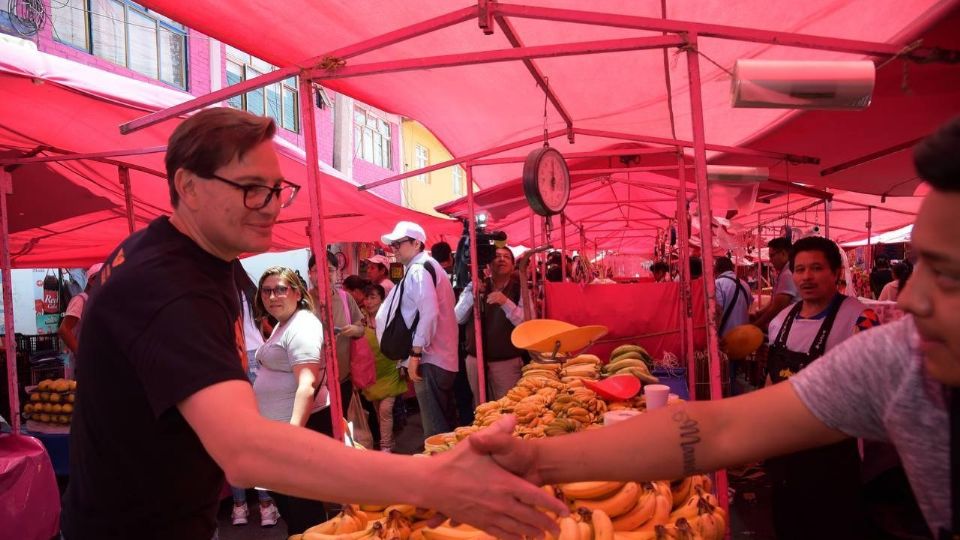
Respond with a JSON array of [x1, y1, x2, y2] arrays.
[[452, 216, 506, 291]]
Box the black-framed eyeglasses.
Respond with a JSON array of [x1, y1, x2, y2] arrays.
[[389, 237, 413, 250], [207, 174, 300, 210]]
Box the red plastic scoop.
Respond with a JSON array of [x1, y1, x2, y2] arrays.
[[583, 375, 642, 401]]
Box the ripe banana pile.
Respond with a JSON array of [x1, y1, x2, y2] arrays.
[[470, 356, 610, 440], [546, 474, 725, 540], [602, 346, 658, 385]]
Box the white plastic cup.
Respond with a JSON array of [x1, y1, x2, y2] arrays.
[[644, 384, 671, 410], [603, 409, 641, 426]]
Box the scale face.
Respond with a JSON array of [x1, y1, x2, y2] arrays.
[[523, 147, 570, 216]]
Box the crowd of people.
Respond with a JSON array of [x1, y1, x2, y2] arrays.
[[54, 105, 957, 540]]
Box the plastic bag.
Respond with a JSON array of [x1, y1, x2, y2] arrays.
[[346, 390, 373, 449]]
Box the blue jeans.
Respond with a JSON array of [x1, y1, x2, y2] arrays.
[[413, 363, 458, 437]]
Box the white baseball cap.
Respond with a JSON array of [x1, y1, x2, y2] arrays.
[[366, 254, 391, 266], [381, 221, 426, 245]]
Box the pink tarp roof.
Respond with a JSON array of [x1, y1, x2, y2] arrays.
[[0, 42, 459, 268], [136, 0, 959, 194]]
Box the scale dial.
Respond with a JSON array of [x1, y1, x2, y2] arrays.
[[523, 147, 570, 216]]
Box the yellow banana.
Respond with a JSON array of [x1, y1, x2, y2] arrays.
[[604, 358, 648, 373], [557, 515, 581, 540], [610, 345, 645, 359], [421, 525, 496, 540], [303, 521, 383, 540], [636, 492, 672, 532], [591, 509, 615, 540], [577, 520, 593, 540], [687, 512, 724, 540], [612, 484, 658, 531], [304, 516, 341, 535], [613, 531, 658, 540], [574, 481, 640, 518], [525, 362, 562, 372], [562, 481, 624, 500], [670, 477, 693, 509], [359, 503, 388, 512], [565, 354, 602, 366]]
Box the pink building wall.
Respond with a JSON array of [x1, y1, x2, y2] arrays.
[[25, 6, 398, 204]]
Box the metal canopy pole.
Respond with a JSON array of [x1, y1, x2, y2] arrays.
[[529, 213, 538, 318], [299, 79, 343, 442], [560, 213, 568, 282], [824, 200, 831, 240], [686, 33, 729, 515], [119, 166, 136, 234], [466, 165, 487, 403], [675, 154, 696, 400], [866, 206, 874, 273], [1, 170, 20, 434]]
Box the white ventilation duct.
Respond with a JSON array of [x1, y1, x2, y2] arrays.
[[731, 60, 875, 110]]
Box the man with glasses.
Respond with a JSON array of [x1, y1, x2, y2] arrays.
[[752, 236, 799, 332], [61, 108, 564, 540], [376, 221, 460, 438]]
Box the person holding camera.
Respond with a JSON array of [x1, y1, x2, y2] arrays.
[[376, 221, 459, 438], [455, 246, 525, 406]]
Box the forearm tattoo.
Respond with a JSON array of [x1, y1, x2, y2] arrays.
[[672, 408, 702, 476]]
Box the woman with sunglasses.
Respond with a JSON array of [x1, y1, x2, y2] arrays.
[[252, 266, 331, 534]]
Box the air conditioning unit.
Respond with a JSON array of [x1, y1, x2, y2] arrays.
[[706, 166, 767, 216], [707, 166, 769, 183], [731, 60, 875, 110]]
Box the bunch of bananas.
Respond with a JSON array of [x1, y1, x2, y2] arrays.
[[608, 345, 654, 368], [560, 355, 602, 382]]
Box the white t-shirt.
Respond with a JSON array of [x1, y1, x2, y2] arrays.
[[64, 292, 87, 319], [252, 309, 327, 422], [767, 295, 869, 354]]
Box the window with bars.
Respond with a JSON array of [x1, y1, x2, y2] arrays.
[[354, 108, 392, 168], [224, 46, 299, 132], [414, 144, 429, 183], [452, 165, 464, 196], [51, 0, 187, 90]]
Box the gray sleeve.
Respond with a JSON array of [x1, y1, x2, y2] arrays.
[[774, 270, 798, 299], [789, 320, 910, 442], [282, 312, 323, 365]]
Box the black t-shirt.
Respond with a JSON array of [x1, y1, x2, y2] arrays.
[[61, 217, 248, 540]]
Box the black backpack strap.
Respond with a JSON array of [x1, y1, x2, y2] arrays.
[[422, 261, 438, 287], [717, 275, 745, 334]]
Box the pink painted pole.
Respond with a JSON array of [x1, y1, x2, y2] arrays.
[[676, 155, 696, 400], [560, 213, 567, 282], [0, 146, 166, 166], [466, 166, 486, 404], [1, 170, 20, 434], [529, 214, 538, 319], [686, 33, 730, 517], [119, 166, 136, 234], [298, 79, 343, 442]]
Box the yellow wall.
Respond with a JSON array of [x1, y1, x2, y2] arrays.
[[400, 120, 472, 217]]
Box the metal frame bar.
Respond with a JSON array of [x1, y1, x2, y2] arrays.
[[820, 136, 926, 177], [119, 166, 136, 234], [1, 170, 19, 434], [494, 3, 925, 57], [298, 79, 344, 442], [305, 35, 685, 81], [0, 146, 166, 166], [685, 34, 729, 514], [468, 147, 676, 166]]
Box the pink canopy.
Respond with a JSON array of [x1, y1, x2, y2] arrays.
[[0, 42, 459, 268], [134, 0, 959, 194]]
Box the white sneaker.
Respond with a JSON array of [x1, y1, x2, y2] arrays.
[[231, 503, 249, 526], [260, 501, 280, 527]]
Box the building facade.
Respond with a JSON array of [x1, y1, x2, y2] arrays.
[[400, 119, 468, 217]]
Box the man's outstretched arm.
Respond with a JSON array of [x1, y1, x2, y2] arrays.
[[471, 381, 846, 485]]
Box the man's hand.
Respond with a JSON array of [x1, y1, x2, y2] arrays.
[[408, 357, 423, 382], [426, 417, 566, 539], [485, 291, 509, 306], [467, 415, 543, 485]]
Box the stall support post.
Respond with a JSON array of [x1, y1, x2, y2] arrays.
[[675, 154, 696, 399], [119, 166, 136, 234], [823, 200, 831, 240], [529, 214, 538, 318], [866, 206, 873, 273], [541, 216, 548, 314], [756, 212, 763, 309], [299, 79, 343, 442], [560, 213, 568, 282], [0, 170, 19, 434], [466, 165, 486, 404], [686, 35, 730, 516]]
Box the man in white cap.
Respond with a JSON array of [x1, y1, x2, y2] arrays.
[[365, 254, 394, 294], [376, 221, 459, 437], [58, 262, 103, 368]]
